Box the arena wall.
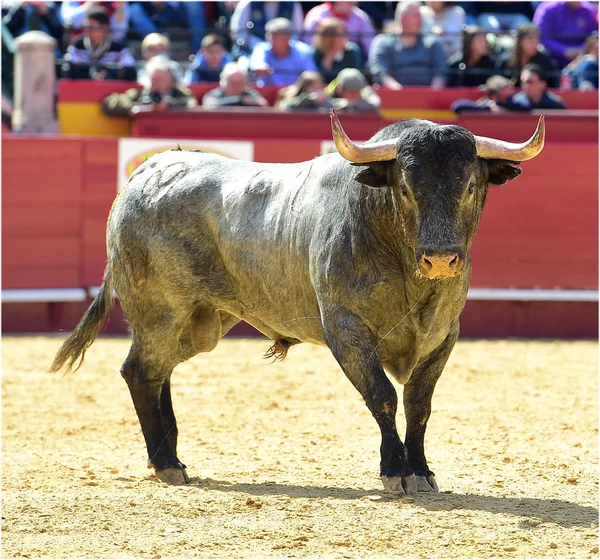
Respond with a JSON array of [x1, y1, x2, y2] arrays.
[[2, 109, 597, 338]]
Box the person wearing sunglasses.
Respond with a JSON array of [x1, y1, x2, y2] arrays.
[[63, 5, 136, 81], [510, 63, 567, 110]]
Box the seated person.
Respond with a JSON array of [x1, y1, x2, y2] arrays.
[[249, 18, 318, 87], [311, 18, 362, 84], [230, 0, 304, 59], [303, 2, 375, 59], [202, 62, 269, 108], [137, 33, 172, 83], [63, 6, 136, 81], [451, 75, 524, 113], [511, 64, 567, 110], [448, 25, 496, 87], [185, 33, 233, 84], [328, 68, 381, 113], [277, 71, 334, 110], [369, 1, 447, 89], [564, 32, 599, 90], [60, 1, 129, 41], [102, 57, 197, 116], [421, 1, 466, 59], [496, 24, 559, 88], [141, 32, 171, 60], [533, 1, 598, 68]]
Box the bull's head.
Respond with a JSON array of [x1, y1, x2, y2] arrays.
[[330, 109, 545, 280]]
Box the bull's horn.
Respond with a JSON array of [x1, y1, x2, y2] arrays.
[[475, 116, 545, 162], [330, 109, 396, 163]]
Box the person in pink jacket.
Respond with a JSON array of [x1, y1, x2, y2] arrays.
[[303, 2, 375, 58]]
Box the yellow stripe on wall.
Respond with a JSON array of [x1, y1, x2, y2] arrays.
[[58, 102, 131, 136], [381, 109, 457, 121]]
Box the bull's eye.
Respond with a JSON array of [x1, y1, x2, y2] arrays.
[[467, 183, 475, 196], [400, 187, 409, 197]]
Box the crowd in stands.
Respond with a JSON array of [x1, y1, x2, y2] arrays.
[[1, 0, 598, 117]]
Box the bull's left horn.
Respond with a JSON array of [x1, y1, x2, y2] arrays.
[[475, 115, 545, 162], [330, 109, 396, 163]]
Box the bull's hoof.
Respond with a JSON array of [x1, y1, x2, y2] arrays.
[[415, 473, 438, 492], [155, 467, 190, 485], [381, 473, 418, 495]]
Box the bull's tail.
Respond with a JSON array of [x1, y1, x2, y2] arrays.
[[50, 266, 114, 374]]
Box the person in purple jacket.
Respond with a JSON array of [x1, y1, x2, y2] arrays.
[[533, 1, 598, 68]]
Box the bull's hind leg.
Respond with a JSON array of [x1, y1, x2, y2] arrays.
[[121, 341, 190, 485]]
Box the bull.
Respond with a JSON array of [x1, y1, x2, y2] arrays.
[[51, 110, 545, 494]]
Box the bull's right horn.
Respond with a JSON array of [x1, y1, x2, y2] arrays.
[[330, 109, 396, 163], [475, 116, 545, 162]]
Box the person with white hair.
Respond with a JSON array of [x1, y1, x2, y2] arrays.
[[101, 56, 197, 117], [368, 0, 447, 89], [202, 63, 269, 108]]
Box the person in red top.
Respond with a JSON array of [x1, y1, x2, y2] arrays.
[[303, 2, 375, 58]]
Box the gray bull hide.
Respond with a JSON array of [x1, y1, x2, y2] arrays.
[[51, 111, 545, 494]]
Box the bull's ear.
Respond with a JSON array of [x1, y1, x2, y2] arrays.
[[352, 161, 393, 189], [486, 159, 522, 186]]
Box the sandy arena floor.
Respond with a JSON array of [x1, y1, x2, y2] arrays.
[[2, 336, 598, 558]]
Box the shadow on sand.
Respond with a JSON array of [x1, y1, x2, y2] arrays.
[[186, 477, 597, 529]]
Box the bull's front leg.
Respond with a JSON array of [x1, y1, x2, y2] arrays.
[[322, 309, 418, 495], [403, 328, 459, 493]]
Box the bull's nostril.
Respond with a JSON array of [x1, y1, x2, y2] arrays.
[[420, 256, 433, 271]]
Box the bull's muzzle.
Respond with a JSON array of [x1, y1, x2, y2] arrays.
[[418, 251, 464, 279]]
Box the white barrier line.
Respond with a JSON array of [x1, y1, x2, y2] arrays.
[[467, 288, 598, 302], [2, 288, 87, 303], [86, 286, 598, 303], [87, 287, 119, 299]]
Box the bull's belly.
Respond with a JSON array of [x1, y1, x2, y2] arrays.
[[218, 292, 327, 346]]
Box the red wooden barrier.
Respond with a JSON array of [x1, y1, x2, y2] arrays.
[[58, 79, 599, 110], [2, 138, 84, 289]]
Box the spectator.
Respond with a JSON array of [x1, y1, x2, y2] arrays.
[[202, 62, 269, 108], [311, 18, 362, 84], [369, 1, 447, 89], [448, 25, 496, 87], [564, 31, 599, 89], [249, 17, 317, 87], [467, 1, 533, 32], [140, 31, 170, 60], [303, 2, 375, 58], [420, 1, 466, 59], [277, 70, 334, 110], [497, 23, 560, 88], [230, 0, 304, 59], [137, 33, 181, 84], [533, 1, 598, 68], [327, 67, 381, 113], [63, 6, 136, 81], [185, 33, 233, 83], [60, 1, 129, 41], [102, 56, 197, 117], [3, 2, 64, 52], [511, 63, 567, 109], [451, 75, 524, 113]]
